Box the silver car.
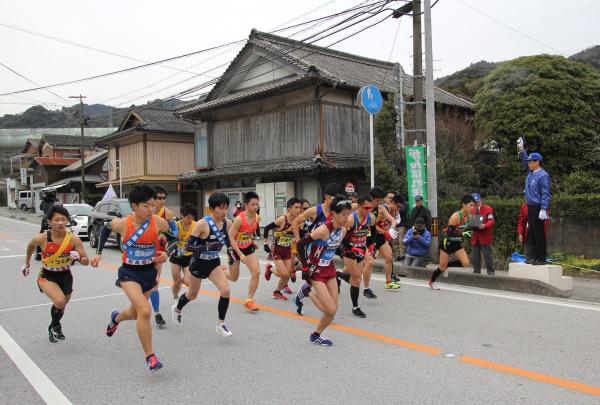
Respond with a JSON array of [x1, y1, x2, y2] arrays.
[[64, 203, 93, 239]]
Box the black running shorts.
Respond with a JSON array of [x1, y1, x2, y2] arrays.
[[37, 269, 73, 295], [116, 263, 157, 293], [189, 257, 221, 279]]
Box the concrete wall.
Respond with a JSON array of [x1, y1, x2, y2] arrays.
[[547, 217, 600, 258]]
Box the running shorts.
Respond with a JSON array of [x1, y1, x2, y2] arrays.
[[170, 254, 192, 268], [116, 263, 157, 293], [439, 236, 464, 255], [37, 269, 73, 295], [272, 245, 292, 261], [189, 256, 221, 279], [233, 244, 256, 261], [309, 263, 337, 283]]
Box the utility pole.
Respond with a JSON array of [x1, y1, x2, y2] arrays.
[[69, 95, 86, 203], [412, 0, 426, 145], [423, 0, 439, 239]]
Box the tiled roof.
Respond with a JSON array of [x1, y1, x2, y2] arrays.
[[177, 30, 473, 115], [98, 108, 195, 144], [33, 157, 79, 166], [41, 134, 99, 148], [60, 149, 108, 172], [179, 156, 367, 181]]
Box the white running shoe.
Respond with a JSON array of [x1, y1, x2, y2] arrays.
[[171, 304, 182, 325], [442, 270, 449, 278], [216, 322, 232, 337]]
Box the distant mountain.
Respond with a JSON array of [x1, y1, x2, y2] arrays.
[[435, 60, 501, 100], [0, 99, 189, 129], [569, 45, 600, 71]]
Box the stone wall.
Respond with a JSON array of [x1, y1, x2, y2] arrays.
[[547, 217, 600, 258]]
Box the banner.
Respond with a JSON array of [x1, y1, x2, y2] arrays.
[[405, 145, 428, 209], [101, 184, 117, 202]]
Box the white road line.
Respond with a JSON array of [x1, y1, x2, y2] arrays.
[[0, 254, 26, 259], [370, 276, 600, 313], [0, 216, 39, 227], [0, 324, 71, 404]]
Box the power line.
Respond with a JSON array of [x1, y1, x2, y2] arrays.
[[0, 61, 69, 103], [456, 0, 566, 56]]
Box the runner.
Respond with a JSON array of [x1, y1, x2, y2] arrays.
[[337, 194, 376, 318], [263, 197, 302, 301], [171, 193, 233, 337], [170, 203, 197, 301], [22, 204, 89, 343], [295, 195, 352, 345], [279, 198, 312, 295], [361, 187, 399, 299], [429, 194, 475, 289], [226, 191, 261, 312], [150, 185, 178, 328], [91, 184, 172, 372], [292, 184, 343, 309]]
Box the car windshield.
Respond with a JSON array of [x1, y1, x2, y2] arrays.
[[66, 205, 93, 216], [119, 201, 133, 215]]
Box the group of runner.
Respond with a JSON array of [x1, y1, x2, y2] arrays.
[[22, 181, 475, 372]]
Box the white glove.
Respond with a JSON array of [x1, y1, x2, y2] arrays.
[[387, 228, 399, 240], [517, 137, 525, 152], [538, 209, 548, 220], [21, 263, 30, 277], [70, 250, 81, 263]]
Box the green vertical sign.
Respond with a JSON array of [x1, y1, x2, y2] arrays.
[[405, 145, 428, 209]]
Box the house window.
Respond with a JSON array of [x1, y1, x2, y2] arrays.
[[194, 123, 208, 168]]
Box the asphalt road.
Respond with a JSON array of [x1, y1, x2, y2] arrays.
[[1, 215, 600, 405]]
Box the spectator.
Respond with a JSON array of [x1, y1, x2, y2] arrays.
[[410, 195, 432, 230], [517, 137, 551, 265], [402, 217, 431, 267], [470, 193, 495, 275], [517, 193, 549, 261], [387, 194, 408, 262], [233, 201, 244, 217]]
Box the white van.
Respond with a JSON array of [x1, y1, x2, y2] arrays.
[[16, 191, 34, 210]]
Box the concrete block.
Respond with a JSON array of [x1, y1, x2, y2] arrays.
[[508, 262, 573, 291]]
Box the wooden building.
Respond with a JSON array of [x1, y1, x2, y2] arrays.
[[96, 108, 195, 215], [177, 30, 473, 223]]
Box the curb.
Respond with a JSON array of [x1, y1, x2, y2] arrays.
[[335, 258, 573, 298]]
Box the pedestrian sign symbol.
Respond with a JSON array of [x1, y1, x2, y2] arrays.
[[358, 84, 383, 114]]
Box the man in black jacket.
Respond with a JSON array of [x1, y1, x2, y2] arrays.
[[409, 195, 432, 230]]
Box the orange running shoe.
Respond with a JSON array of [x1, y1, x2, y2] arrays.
[[243, 299, 260, 312]]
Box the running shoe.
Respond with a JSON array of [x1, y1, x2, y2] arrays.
[[428, 280, 440, 290], [309, 333, 333, 347], [442, 270, 449, 278], [155, 313, 167, 328], [265, 263, 273, 281], [352, 307, 366, 318], [295, 294, 304, 316], [243, 299, 260, 312], [385, 281, 401, 289], [106, 309, 120, 337], [54, 324, 65, 340], [290, 271, 297, 283], [391, 274, 401, 283], [146, 354, 163, 372], [282, 285, 293, 294], [273, 291, 288, 301], [363, 288, 377, 299], [171, 304, 182, 325], [216, 323, 233, 337], [48, 325, 60, 343]]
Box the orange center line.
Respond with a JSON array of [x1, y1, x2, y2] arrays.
[[98, 260, 600, 397]]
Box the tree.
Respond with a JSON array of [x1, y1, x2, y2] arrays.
[[474, 55, 600, 177]]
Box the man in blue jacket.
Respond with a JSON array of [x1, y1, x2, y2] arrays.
[[402, 217, 431, 267], [517, 137, 551, 265]]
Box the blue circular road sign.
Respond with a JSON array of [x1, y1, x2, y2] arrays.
[[358, 84, 383, 114]]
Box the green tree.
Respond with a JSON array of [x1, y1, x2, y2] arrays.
[[474, 55, 600, 177]]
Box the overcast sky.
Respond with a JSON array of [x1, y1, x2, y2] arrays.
[[1, 0, 598, 116]]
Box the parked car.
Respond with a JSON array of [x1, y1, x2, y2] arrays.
[[88, 198, 132, 249], [15, 190, 34, 210], [64, 204, 93, 239]]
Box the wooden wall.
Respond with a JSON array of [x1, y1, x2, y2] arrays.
[[108, 147, 117, 181], [147, 141, 194, 175], [119, 142, 144, 177], [210, 104, 320, 167], [322, 104, 369, 156]]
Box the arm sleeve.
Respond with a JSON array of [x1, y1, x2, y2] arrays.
[[418, 231, 432, 248], [540, 174, 551, 210], [296, 234, 313, 267], [185, 235, 209, 253], [263, 222, 277, 239], [96, 223, 112, 254], [164, 231, 179, 254], [168, 220, 178, 237], [519, 150, 529, 170]]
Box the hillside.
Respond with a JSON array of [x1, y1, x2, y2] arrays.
[[435, 60, 501, 99], [0, 99, 188, 129], [570, 45, 600, 71]]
